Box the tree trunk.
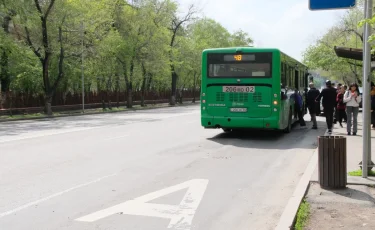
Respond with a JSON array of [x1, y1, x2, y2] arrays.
[[127, 57, 135, 108], [106, 77, 112, 110], [147, 73, 153, 91], [44, 95, 53, 116], [0, 14, 12, 109], [127, 88, 133, 108], [0, 92, 6, 109], [101, 90, 106, 110], [116, 76, 120, 108], [178, 87, 183, 104], [170, 66, 177, 105], [141, 62, 147, 107], [192, 72, 197, 103]]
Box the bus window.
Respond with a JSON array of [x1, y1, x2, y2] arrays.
[[207, 53, 272, 78], [281, 62, 287, 87]]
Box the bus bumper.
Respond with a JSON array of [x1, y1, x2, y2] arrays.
[[201, 115, 279, 129]]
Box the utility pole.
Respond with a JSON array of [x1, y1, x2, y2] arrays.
[[362, 0, 372, 178], [81, 21, 85, 113]]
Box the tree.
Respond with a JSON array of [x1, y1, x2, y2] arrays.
[[302, 4, 365, 85], [0, 0, 17, 108], [168, 4, 197, 105]]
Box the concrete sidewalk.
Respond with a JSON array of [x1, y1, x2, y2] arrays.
[[305, 114, 375, 229]]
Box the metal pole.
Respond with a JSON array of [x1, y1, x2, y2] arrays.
[[362, 0, 372, 178], [81, 21, 85, 113]]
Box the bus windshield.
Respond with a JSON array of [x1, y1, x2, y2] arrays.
[[207, 53, 272, 78]]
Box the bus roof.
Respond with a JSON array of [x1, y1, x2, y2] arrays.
[[202, 47, 307, 69], [202, 47, 281, 53]]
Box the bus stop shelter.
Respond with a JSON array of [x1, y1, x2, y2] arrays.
[[334, 46, 375, 64]]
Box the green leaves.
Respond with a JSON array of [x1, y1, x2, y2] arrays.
[[1, 0, 253, 104], [302, 5, 364, 84]]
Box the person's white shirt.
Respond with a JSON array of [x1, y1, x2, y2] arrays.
[[343, 90, 361, 107]]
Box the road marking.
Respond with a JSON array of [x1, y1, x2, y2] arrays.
[[0, 126, 99, 143], [104, 134, 130, 140], [0, 173, 117, 218], [275, 149, 317, 230], [76, 179, 209, 230]]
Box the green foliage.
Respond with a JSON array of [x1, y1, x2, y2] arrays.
[[302, 5, 364, 85], [0, 0, 253, 107], [348, 169, 375, 176], [294, 199, 310, 230]]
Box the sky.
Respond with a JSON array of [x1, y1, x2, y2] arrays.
[[176, 0, 350, 62]]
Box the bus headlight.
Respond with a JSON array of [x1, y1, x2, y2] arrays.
[[274, 108, 277, 111], [202, 100, 206, 103], [203, 107, 206, 110], [273, 100, 278, 105]]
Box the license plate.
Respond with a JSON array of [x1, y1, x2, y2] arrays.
[[230, 108, 247, 112], [223, 86, 255, 93]]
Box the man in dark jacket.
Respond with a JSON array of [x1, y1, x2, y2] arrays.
[[316, 80, 337, 133], [307, 83, 320, 129]]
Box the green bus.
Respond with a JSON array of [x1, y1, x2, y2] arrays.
[[200, 47, 309, 133]]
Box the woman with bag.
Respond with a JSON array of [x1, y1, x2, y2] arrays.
[[343, 83, 361, 135]]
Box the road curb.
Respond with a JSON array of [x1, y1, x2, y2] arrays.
[[0, 102, 200, 123], [275, 148, 318, 230]]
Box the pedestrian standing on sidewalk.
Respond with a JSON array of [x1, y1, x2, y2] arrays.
[[307, 83, 320, 129], [315, 80, 337, 134], [336, 86, 346, 128], [344, 83, 361, 135], [333, 83, 342, 124]]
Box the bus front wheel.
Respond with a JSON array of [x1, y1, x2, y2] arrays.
[[283, 110, 292, 133]]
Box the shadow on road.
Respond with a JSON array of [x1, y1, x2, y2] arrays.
[[0, 106, 198, 137], [207, 120, 327, 150]]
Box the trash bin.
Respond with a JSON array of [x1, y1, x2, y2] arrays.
[[318, 136, 347, 189]]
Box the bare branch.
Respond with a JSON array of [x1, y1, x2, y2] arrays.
[[346, 60, 362, 67], [24, 26, 43, 62], [45, 0, 56, 18], [51, 26, 64, 95], [34, 0, 43, 14], [343, 29, 363, 42]]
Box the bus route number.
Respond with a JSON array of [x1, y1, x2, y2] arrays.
[[223, 86, 255, 93]]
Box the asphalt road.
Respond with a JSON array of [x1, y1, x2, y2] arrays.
[[0, 105, 325, 230]]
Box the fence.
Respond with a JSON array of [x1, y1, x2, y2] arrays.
[[0, 89, 200, 115], [1, 89, 199, 108]]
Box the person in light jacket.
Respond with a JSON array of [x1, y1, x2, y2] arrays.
[[343, 83, 361, 135]]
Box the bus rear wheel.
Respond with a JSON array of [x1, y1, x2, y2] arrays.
[[222, 128, 232, 133], [283, 110, 292, 133]]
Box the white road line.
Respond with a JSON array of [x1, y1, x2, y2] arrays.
[[0, 127, 99, 144], [0, 173, 117, 219], [76, 179, 209, 230], [104, 134, 130, 140], [275, 149, 318, 230]]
